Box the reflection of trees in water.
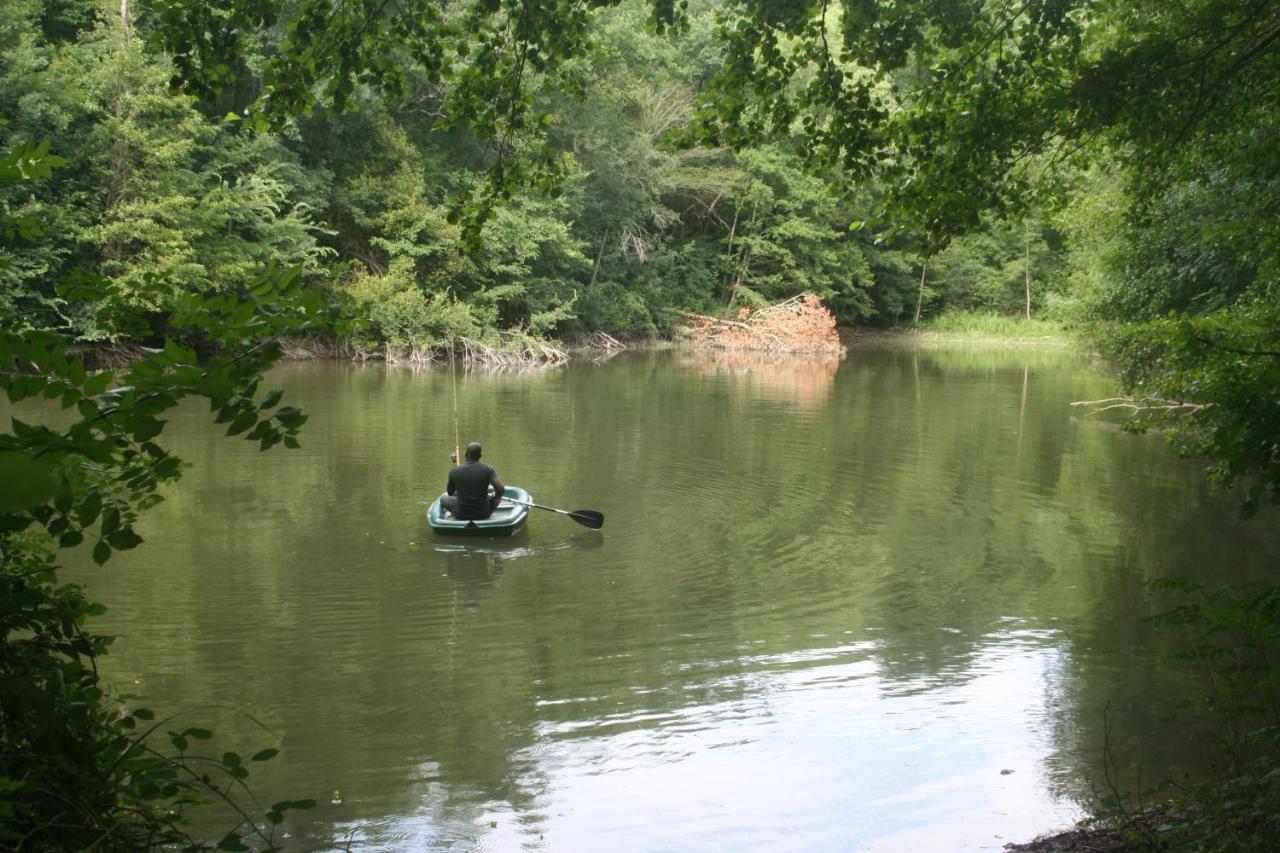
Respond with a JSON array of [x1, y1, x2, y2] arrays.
[[440, 548, 507, 615], [1033, 545, 1247, 808], [797, 347, 1280, 808], [275, 352, 1280, 839], [60, 351, 1280, 845], [324, 529, 618, 846], [681, 349, 843, 409]]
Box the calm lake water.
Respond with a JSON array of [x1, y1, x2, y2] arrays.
[[57, 344, 1280, 851]]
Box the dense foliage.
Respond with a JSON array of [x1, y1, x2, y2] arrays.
[[0, 141, 326, 845], [691, 0, 1279, 503], [2, 0, 1278, 847], [1, 0, 1076, 356]]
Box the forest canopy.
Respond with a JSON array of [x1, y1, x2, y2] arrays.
[[7, 0, 1269, 494], [160, 0, 1280, 498], [2, 0, 1279, 847]]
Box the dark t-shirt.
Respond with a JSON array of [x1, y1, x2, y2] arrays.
[[447, 461, 498, 519]]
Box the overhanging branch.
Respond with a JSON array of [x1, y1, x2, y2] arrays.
[[1070, 397, 1213, 415]]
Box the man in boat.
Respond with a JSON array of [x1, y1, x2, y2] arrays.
[[441, 441, 505, 520]]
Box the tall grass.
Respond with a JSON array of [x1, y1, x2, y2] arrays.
[[918, 311, 1073, 341]]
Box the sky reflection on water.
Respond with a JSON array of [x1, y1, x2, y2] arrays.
[[47, 347, 1280, 851]]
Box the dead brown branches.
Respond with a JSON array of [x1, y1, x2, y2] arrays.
[[671, 292, 846, 355]]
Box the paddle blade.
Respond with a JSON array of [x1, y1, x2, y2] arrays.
[[568, 509, 604, 529]]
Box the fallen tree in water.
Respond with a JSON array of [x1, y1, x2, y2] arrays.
[[669, 293, 845, 355], [460, 335, 569, 367], [344, 334, 568, 367], [585, 330, 626, 351]]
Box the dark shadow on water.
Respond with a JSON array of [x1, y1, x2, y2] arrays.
[[431, 528, 603, 561]]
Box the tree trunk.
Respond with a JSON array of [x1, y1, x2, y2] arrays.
[[1024, 220, 1032, 320], [1017, 363, 1029, 458], [589, 229, 608, 287], [914, 259, 927, 326], [730, 200, 758, 298], [121, 0, 132, 52], [722, 207, 739, 294]]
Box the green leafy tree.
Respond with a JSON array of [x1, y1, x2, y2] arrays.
[[1, 140, 328, 847], [928, 214, 1067, 319], [148, 0, 688, 242], [683, 0, 1279, 497], [1, 3, 331, 339]]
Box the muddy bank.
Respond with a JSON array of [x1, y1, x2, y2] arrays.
[[1005, 823, 1140, 852]]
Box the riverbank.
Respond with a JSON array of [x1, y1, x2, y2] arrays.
[[1008, 795, 1280, 851], [1006, 822, 1136, 851], [841, 315, 1076, 349], [72, 310, 1079, 372]]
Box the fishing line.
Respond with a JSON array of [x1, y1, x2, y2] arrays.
[[449, 336, 460, 465]]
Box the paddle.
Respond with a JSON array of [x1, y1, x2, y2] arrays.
[[501, 497, 604, 529]]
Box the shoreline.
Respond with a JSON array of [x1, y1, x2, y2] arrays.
[[73, 319, 1081, 371], [838, 326, 1076, 349]]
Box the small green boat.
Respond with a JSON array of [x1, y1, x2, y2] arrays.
[[426, 486, 532, 536]]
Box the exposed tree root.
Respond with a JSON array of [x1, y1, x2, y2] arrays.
[[342, 335, 567, 367], [586, 330, 626, 350], [383, 343, 435, 365], [76, 342, 149, 370], [459, 336, 568, 367], [278, 336, 341, 360]]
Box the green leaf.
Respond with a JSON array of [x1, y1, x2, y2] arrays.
[[83, 370, 114, 397], [0, 453, 59, 513], [217, 832, 248, 852], [102, 508, 121, 536], [226, 409, 257, 436], [0, 515, 33, 533], [92, 540, 112, 566], [106, 528, 144, 550], [184, 727, 213, 740], [250, 748, 279, 762], [163, 337, 195, 365], [53, 481, 73, 514], [132, 417, 165, 442], [77, 493, 102, 527], [275, 407, 306, 429], [259, 389, 284, 410], [222, 751, 242, 768]]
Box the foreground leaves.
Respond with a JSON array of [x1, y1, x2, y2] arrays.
[[1, 142, 323, 849]]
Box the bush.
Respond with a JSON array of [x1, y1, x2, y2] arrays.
[[573, 281, 655, 336], [340, 259, 481, 351]]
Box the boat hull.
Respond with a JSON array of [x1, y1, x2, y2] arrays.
[[426, 486, 531, 536]]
